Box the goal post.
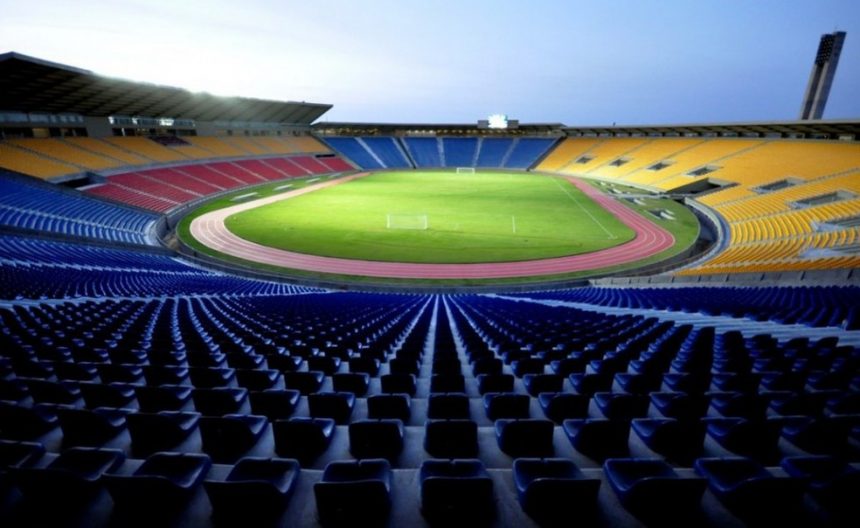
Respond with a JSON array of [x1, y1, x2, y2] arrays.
[[386, 213, 428, 230], [455, 167, 476, 174]]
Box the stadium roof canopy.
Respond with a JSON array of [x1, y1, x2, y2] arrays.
[[565, 119, 860, 138], [0, 52, 331, 124]]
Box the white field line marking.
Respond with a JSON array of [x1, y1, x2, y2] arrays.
[[552, 178, 617, 239], [512, 215, 517, 234]]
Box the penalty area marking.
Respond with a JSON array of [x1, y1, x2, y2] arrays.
[[552, 178, 617, 239], [512, 215, 516, 234]]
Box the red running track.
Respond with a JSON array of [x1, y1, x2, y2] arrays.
[[190, 175, 675, 279]]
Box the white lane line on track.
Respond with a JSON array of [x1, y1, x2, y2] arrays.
[[552, 177, 617, 239]]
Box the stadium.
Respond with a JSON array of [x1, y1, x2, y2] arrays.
[[1, 3, 859, 527]]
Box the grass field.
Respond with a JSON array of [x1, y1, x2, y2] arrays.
[[176, 171, 701, 285], [223, 171, 635, 264]]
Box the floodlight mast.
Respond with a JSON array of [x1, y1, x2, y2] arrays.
[[799, 31, 846, 120]]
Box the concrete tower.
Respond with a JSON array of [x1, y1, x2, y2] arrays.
[[799, 31, 846, 120]]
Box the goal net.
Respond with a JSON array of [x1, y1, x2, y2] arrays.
[[455, 167, 476, 174], [386, 214, 428, 230]]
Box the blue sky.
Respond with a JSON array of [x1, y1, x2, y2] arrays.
[[2, 0, 858, 125]]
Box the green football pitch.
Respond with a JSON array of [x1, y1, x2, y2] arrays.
[[223, 171, 636, 264]]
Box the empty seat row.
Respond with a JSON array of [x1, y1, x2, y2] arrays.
[[3, 440, 856, 526]]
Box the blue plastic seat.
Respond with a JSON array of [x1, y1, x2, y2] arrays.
[[367, 393, 411, 421], [77, 381, 136, 409], [707, 391, 767, 419], [432, 357, 461, 375], [522, 374, 563, 396], [308, 391, 356, 424], [549, 357, 587, 376], [705, 417, 786, 463], [135, 384, 193, 412], [0, 378, 29, 402], [199, 414, 268, 463], [248, 389, 300, 420], [192, 387, 249, 416], [563, 418, 629, 461], [429, 374, 466, 393], [781, 415, 860, 455], [235, 368, 282, 391], [538, 392, 590, 423], [224, 353, 265, 371], [380, 373, 417, 396], [483, 393, 530, 420], [427, 393, 470, 419], [273, 417, 335, 462], [104, 452, 212, 512], [495, 419, 555, 457], [23, 378, 82, 405], [389, 358, 420, 375], [204, 457, 300, 520], [14, 447, 125, 502], [143, 365, 190, 386], [348, 419, 405, 459], [314, 459, 392, 526], [513, 458, 600, 521], [126, 411, 201, 457], [0, 401, 58, 440], [472, 358, 502, 376], [649, 391, 709, 420], [267, 354, 303, 373], [348, 357, 381, 376], [568, 373, 612, 396], [0, 439, 41, 495], [420, 459, 494, 522], [476, 373, 515, 394], [0, 440, 45, 470], [424, 419, 478, 458], [332, 372, 370, 396], [614, 372, 662, 395], [694, 457, 805, 518], [594, 392, 648, 420], [781, 455, 860, 511], [662, 372, 711, 394], [605, 458, 705, 516], [511, 358, 545, 378], [55, 406, 128, 447], [631, 418, 705, 465], [307, 356, 342, 376], [96, 363, 144, 384], [283, 370, 325, 395]]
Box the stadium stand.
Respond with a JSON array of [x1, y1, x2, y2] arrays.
[[182, 137, 248, 157], [503, 138, 557, 169], [358, 137, 411, 168], [402, 137, 442, 167], [0, 135, 340, 186], [0, 235, 311, 298], [5, 139, 122, 171], [0, 281, 856, 526], [535, 136, 860, 273], [79, 154, 354, 213], [102, 137, 188, 163], [0, 171, 156, 244], [476, 137, 515, 167], [0, 143, 79, 179], [289, 136, 332, 154], [442, 137, 479, 167], [62, 137, 151, 166], [323, 135, 557, 170], [321, 137, 384, 169]]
